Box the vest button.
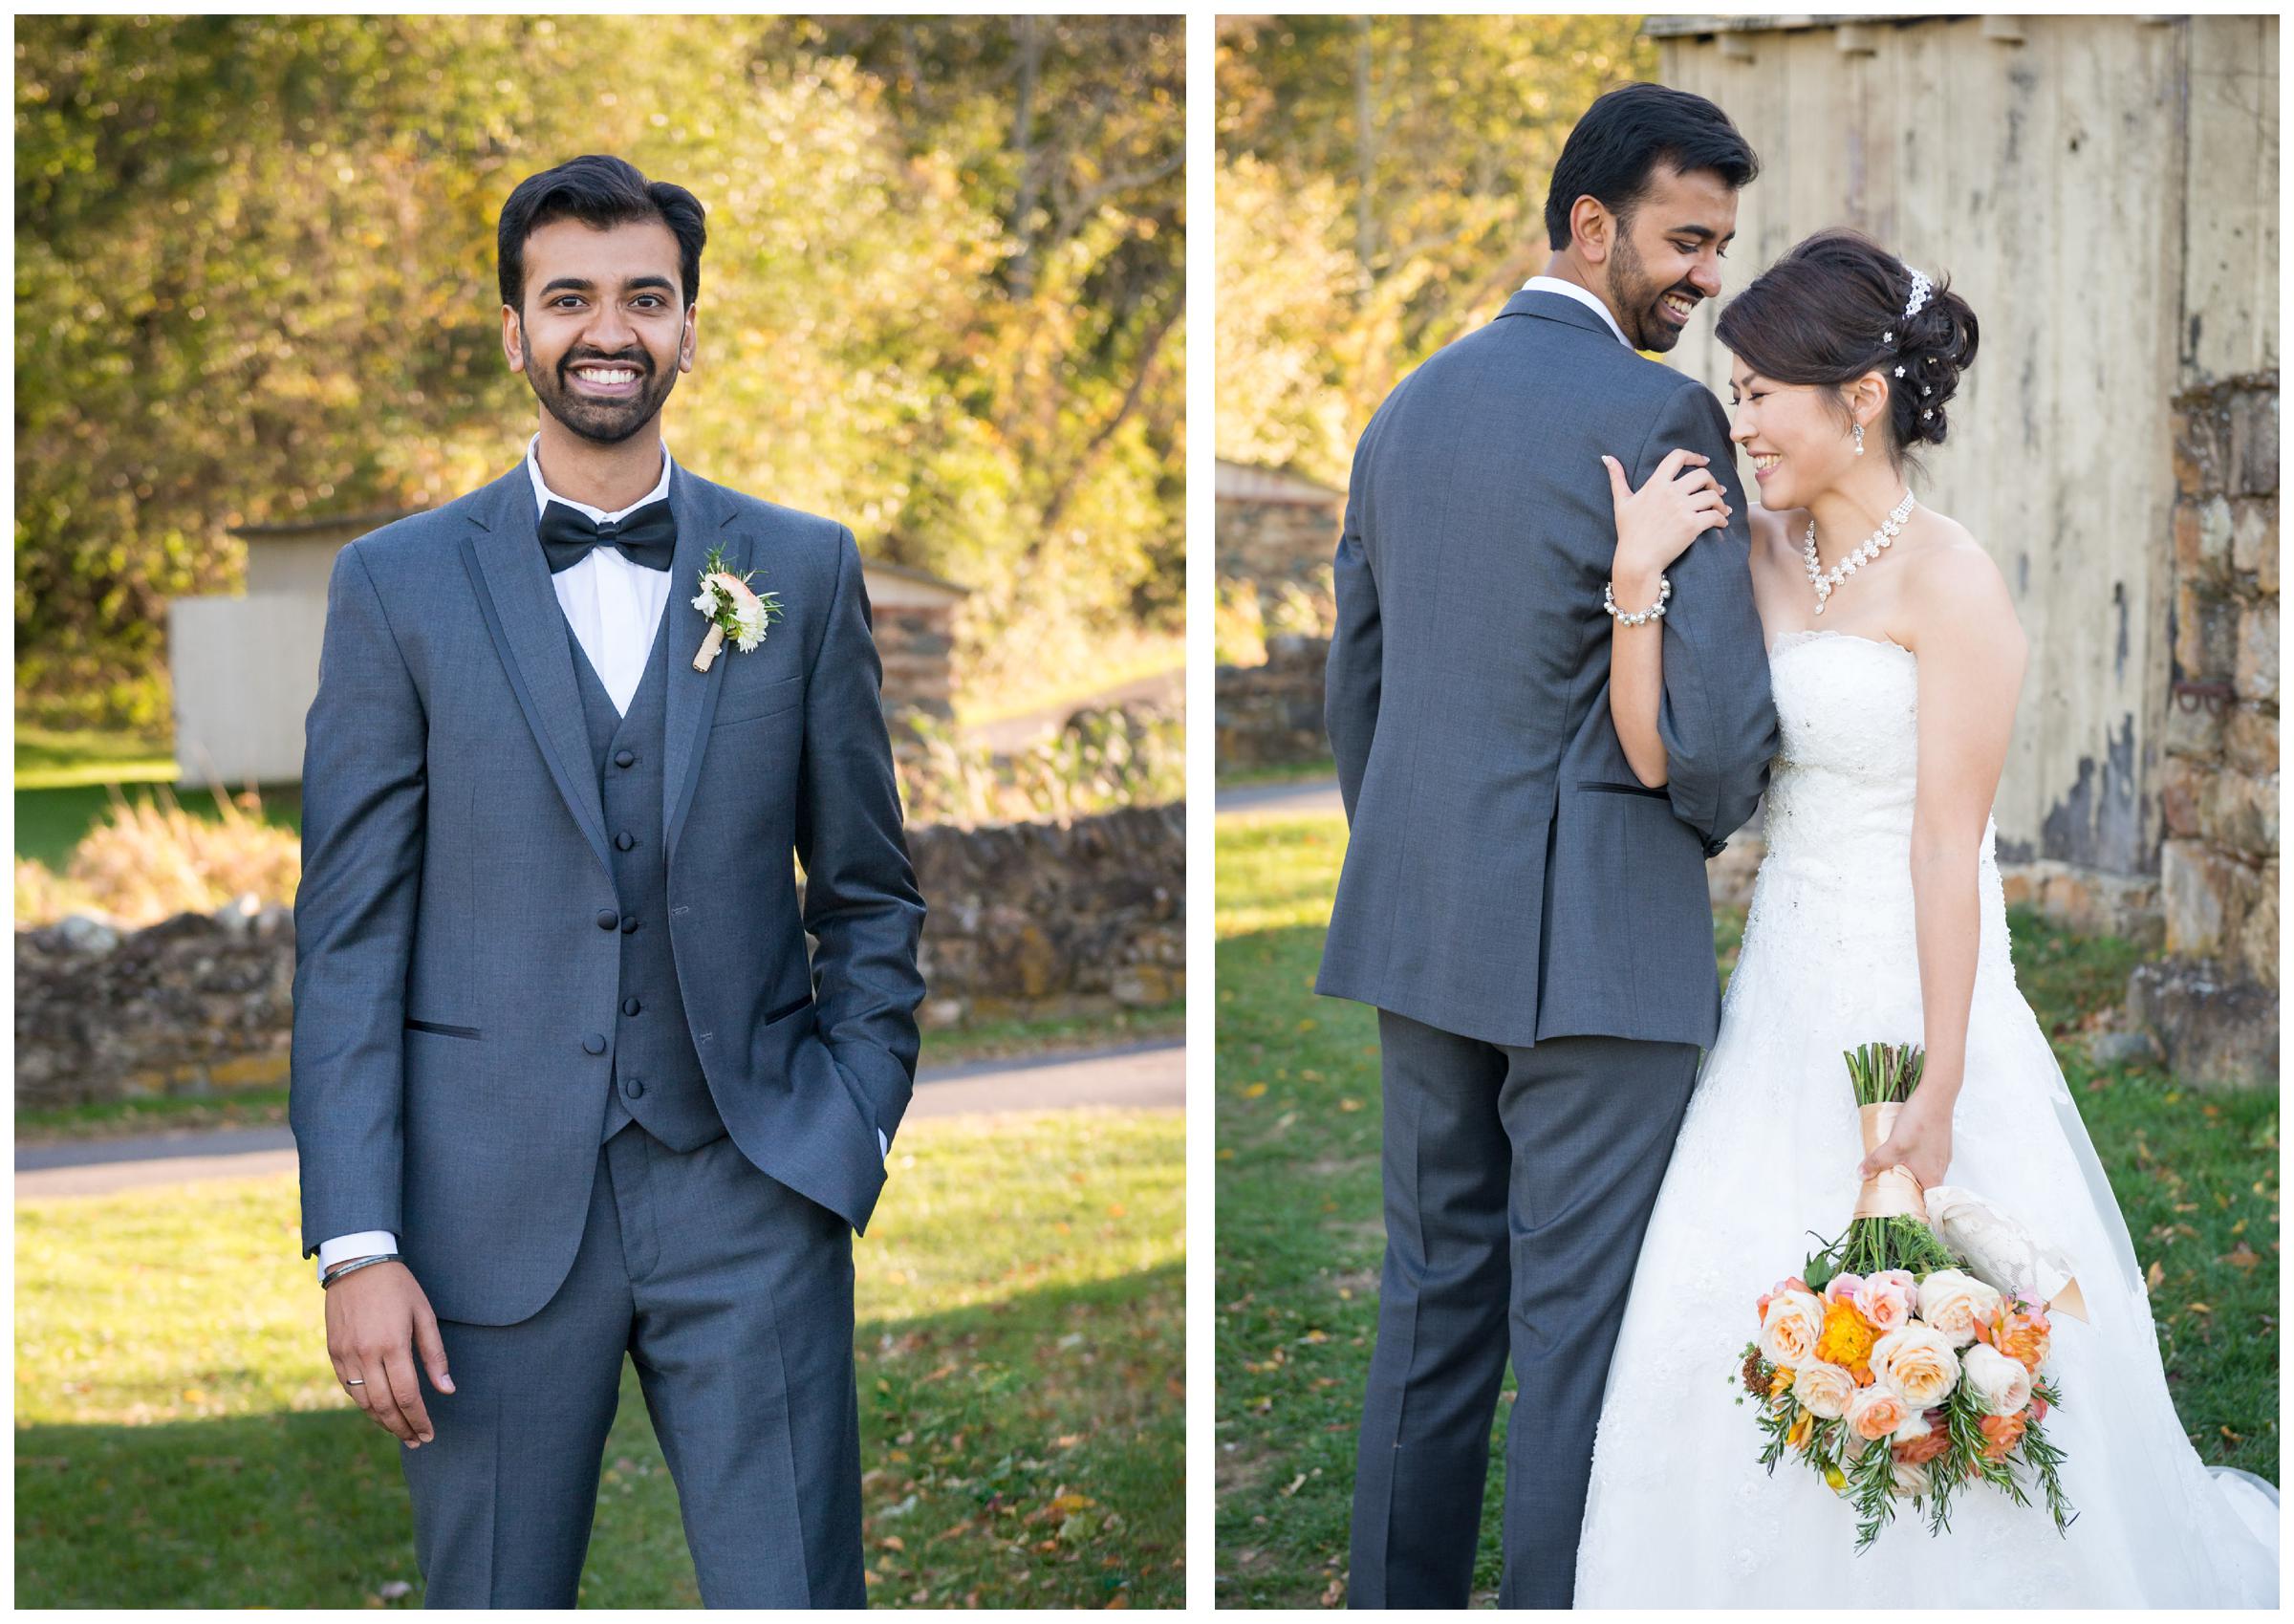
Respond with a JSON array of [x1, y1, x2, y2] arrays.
[[621, 1075, 644, 1099], [582, 1032, 606, 1055], [622, 996, 641, 1016], [615, 748, 636, 768], [619, 915, 638, 934], [596, 909, 619, 931], [616, 831, 636, 852]]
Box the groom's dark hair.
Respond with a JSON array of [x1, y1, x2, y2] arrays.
[[498, 155, 708, 314], [1544, 83, 1759, 251]]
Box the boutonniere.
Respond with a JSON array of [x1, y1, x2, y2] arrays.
[[689, 543, 786, 672]]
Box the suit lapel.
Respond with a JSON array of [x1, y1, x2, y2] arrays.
[[660, 464, 741, 868], [460, 461, 614, 879]]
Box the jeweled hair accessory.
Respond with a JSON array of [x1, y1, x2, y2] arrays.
[[1901, 266, 1933, 321]]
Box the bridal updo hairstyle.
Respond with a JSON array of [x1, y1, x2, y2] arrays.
[[1712, 228, 1979, 470]]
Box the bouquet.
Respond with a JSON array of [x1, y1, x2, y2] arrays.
[[1739, 1042, 2075, 1549]]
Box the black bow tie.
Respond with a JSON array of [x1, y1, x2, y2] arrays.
[[538, 497, 678, 574]]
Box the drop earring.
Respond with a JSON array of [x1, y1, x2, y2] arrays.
[[1852, 422, 1866, 457]]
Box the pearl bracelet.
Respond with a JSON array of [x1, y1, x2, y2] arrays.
[[1604, 574, 1672, 627]]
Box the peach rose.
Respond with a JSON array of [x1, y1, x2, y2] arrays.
[[1757, 1276, 1812, 1323], [1845, 1383, 1910, 1443], [1891, 1457, 1934, 1498], [1793, 1361, 1857, 1420], [1869, 1323, 1961, 1410], [1822, 1272, 1866, 1310], [1856, 1270, 1916, 1334], [1916, 1268, 2003, 1348], [1759, 1289, 1826, 1370], [1961, 1342, 2034, 1418]]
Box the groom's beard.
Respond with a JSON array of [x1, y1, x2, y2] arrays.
[[1607, 231, 1699, 353], [521, 322, 680, 446]]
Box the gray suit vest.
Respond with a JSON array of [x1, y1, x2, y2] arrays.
[[565, 604, 727, 1149]]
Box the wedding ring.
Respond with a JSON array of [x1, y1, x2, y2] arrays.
[[344, 1378, 366, 1387]]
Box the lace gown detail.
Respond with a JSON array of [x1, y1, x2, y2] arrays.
[[1572, 631, 2280, 1606]]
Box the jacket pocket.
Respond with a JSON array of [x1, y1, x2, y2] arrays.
[[404, 1017, 483, 1041], [711, 673, 805, 729], [1575, 779, 1672, 801]]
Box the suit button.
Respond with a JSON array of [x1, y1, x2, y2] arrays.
[[620, 915, 638, 934], [616, 832, 636, 852], [622, 1075, 644, 1099], [582, 1032, 606, 1055], [615, 748, 636, 768], [596, 909, 619, 931], [622, 996, 641, 1016]]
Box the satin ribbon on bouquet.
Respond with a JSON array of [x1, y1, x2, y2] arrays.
[[1849, 1103, 2089, 1323], [1850, 1101, 1928, 1220]]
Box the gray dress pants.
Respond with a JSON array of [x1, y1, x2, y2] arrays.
[[1349, 1008, 1699, 1609], [398, 1120, 864, 1608]]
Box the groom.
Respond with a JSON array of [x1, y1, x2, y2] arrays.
[[1317, 85, 1776, 1607], [291, 155, 925, 1607]]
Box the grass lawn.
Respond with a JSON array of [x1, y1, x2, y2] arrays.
[[16, 1005, 1186, 1146], [16, 1108, 1183, 1608], [1214, 809, 2278, 1608], [1214, 754, 1337, 792], [15, 781, 305, 872]]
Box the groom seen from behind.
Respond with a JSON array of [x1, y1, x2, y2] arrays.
[[1315, 85, 1777, 1607], [291, 155, 925, 1607]]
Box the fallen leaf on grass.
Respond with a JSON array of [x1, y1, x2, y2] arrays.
[[2222, 1244, 2260, 1270], [2147, 1260, 2165, 1289], [1280, 1473, 1307, 1496]]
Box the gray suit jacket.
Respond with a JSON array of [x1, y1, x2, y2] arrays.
[[290, 458, 926, 1326], [1314, 289, 1777, 1050]]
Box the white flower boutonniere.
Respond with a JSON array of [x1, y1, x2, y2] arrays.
[[689, 543, 786, 672]]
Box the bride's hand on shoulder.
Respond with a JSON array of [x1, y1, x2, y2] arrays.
[[1858, 1086, 1954, 1192], [1602, 447, 1732, 581]]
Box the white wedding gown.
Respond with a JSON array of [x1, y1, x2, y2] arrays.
[[1573, 629, 2280, 1606]]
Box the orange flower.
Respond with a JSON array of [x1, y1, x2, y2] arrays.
[[1978, 1412, 2028, 1461], [1894, 1417, 1953, 1466], [1993, 1310, 2053, 1375], [1787, 1410, 1815, 1452], [1814, 1301, 1875, 1372]]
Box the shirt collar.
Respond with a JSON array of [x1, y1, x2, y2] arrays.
[[1521, 274, 1633, 349], [526, 432, 675, 524]]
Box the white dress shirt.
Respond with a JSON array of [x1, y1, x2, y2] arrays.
[[316, 438, 880, 1279], [1521, 273, 1633, 349]]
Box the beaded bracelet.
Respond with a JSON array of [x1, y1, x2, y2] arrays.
[[1604, 574, 1672, 627], [320, 1253, 402, 1289]]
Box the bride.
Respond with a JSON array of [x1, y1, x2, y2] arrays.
[[1571, 229, 2279, 1605]]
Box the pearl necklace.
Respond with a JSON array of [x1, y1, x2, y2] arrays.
[[1805, 490, 1916, 615]]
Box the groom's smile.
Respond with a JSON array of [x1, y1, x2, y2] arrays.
[[505, 215, 694, 448], [1597, 161, 1736, 352]]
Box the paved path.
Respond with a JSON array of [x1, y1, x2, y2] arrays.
[[1214, 773, 1343, 819], [968, 667, 1182, 755], [15, 1039, 1182, 1200]]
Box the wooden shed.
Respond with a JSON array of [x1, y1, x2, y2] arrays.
[[1648, 12, 2278, 1078], [169, 507, 967, 788]]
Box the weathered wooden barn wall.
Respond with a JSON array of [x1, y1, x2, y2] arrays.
[[1650, 13, 2279, 886]]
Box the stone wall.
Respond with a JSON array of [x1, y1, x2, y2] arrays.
[[14, 804, 1184, 1111], [1217, 496, 1340, 611], [2127, 375, 2280, 1086], [1216, 635, 1332, 771], [875, 600, 959, 722]]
